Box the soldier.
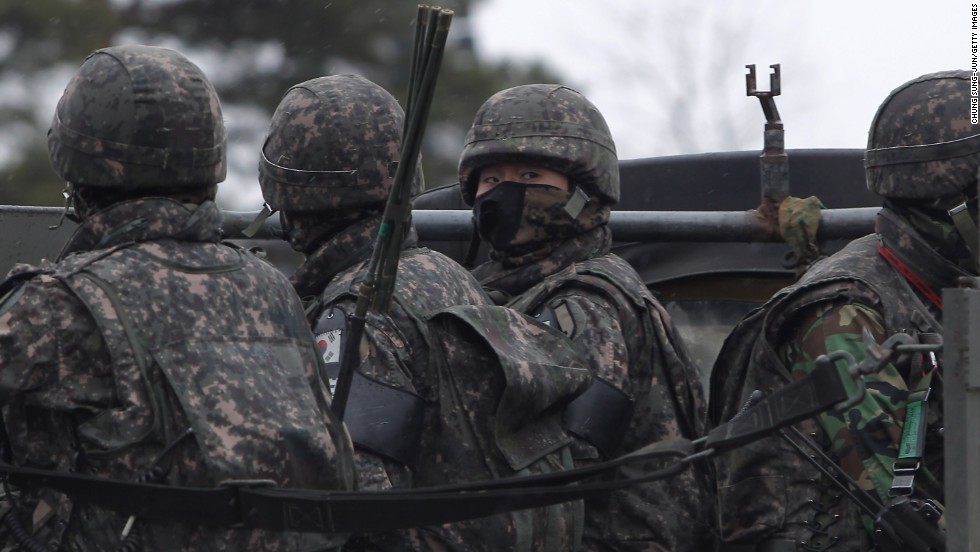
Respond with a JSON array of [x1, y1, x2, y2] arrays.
[[0, 45, 356, 551], [708, 71, 972, 550], [257, 74, 587, 550], [458, 83, 715, 551]]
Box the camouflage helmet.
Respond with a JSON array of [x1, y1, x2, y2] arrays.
[[258, 74, 420, 213], [458, 84, 619, 206], [866, 70, 980, 200], [48, 44, 226, 189]]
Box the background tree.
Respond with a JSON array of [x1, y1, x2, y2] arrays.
[[0, 0, 559, 208]]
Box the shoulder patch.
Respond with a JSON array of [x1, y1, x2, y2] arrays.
[[313, 306, 348, 396], [531, 301, 575, 338]]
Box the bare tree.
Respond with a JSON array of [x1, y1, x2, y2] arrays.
[[519, 1, 806, 159]]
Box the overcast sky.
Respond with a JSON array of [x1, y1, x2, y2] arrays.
[[469, 0, 967, 160]]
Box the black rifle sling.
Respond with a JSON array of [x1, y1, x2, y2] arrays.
[[703, 355, 850, 452], [0, 354, 854, 533], [0, 439, 692, 533]]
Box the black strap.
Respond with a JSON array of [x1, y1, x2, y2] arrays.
[[757, 541, 800, 552], [564, 378, 635, 458], [0, 439, 693, 533], [313, 305, 425, 467], [0, 354, 857, 534], [872, 496, 946, 552], [345, 372, 425, 468], [703, 354, 849, 452]]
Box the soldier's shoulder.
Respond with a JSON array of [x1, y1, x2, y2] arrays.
[[402, 246, 473, 275], [0, 261, 78, 317], [551, 252, 652, 307], [224, 241, 292, 278], [399, 247, 488, 296], [586, 252, 648, 285]]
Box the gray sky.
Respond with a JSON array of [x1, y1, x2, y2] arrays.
[[470, 0, 967, 160]]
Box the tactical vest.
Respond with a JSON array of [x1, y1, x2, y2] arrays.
[[308, 247, 448, 471], [47, 239, 351, 549], [712, 234, 941, 421], [506, 253, 715, 552], [710, 234, 944, 551], [310, 247, 591, 551], [507, 253, 706, 446]]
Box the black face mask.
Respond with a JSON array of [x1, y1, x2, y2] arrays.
[[472, 182, 538, 252]]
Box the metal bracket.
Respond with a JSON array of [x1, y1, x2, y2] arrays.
[[746, 63, 790, 217], [826, 329, 937, 411], [746, 63, 782, 125]]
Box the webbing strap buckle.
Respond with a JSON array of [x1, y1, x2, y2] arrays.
[[889, 462, 919, 496]]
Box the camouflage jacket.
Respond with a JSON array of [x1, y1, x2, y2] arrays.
[[0, 198, 355, 551], [709, 209, 953, 551], [474, 225, 715, 552], [294, 216, 587, 551]]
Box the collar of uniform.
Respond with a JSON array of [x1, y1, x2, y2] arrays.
[[290, 214, 419, 300], [876, 208, 970, 304], [58, 198, 223, 259], [473, 224, 612, 298]]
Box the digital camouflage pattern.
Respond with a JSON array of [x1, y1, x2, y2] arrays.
[[0, 198, 356, 551], [417, 303, 591, 552], [465, 83, 713, 551], [264, 74, 589, 550], [47, 45, 226, 190], [865, 70, 980, 200], [458, 84, 620, 206], [295, 215, 591, 551], [474, 225, 714, 552], [259, 74, 421, 214], [709, 209, 959, 551]]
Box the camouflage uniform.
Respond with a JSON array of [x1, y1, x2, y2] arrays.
[[0, 45, 355, 551], [460, 84, 714, 552], [709, 71, 975, 551], [259, 75, 588, 551]]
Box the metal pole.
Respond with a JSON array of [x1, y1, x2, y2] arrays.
[[406, 208, 879, 243], [225, 207, 880, 242], [942, 284, 980, 552], [1, 205, 880, 244]]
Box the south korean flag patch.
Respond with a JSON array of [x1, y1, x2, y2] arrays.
[[313, 306, 348, 397]]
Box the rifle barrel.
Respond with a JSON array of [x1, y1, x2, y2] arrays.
[[331, 6, 453, 420]]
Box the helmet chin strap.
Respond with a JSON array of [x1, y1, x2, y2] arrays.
[[242, 203, 277, 238], [49, 182, 82, 230]]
